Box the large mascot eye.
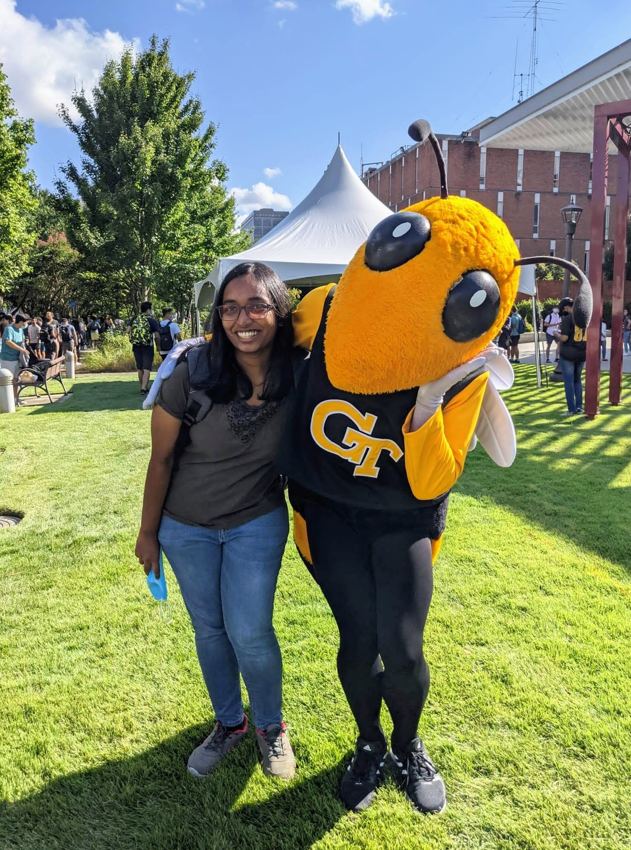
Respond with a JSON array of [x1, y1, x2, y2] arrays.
[[442, 270, 501, 342], [364, 212, 431, 272]]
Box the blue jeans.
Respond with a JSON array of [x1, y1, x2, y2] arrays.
[[559, 357, 584, 413], [159, 506, 289, 730], [601, 337, 607, 359], [624, 330, 630, 354]]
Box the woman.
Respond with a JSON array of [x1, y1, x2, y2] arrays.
[[623, 307, 630, 356], [135, 262, 296, 780], [554, 295, 586, 416]]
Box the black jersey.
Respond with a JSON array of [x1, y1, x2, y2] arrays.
[[280, 290, 448, 513]]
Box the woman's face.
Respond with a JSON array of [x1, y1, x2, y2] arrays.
[[221, 273, 278, 356]]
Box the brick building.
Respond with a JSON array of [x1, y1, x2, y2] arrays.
[[361, 117, 615, 275]]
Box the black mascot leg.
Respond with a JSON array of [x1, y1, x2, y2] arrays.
[[304, 500, 386, 745], [372, 533, 434, 752]]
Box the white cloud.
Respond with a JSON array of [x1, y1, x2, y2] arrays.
[[175, 0, 205, 11], [263, 166, 282, 179], [273, 1, 298, 9], [230, 182, 292, 219], [334, 0, 394, 24], [0, 0, 139, 126], [278, 19, 286, 28]]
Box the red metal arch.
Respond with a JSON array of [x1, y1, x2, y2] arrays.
[[586, 100, 631, 417]]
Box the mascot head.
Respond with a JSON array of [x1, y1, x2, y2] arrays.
[[324, 119, 593, 395]]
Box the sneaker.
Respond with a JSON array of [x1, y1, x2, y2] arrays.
[[561, 410, 576, 417], [576, 406, 584, 414], [515, 359, 521, 364], [187, 715, 248, 777], [391, 738, 446, 815], [340, 737, 387, 812], [546, 358, 551, 363], [256, 722, 296, 780]]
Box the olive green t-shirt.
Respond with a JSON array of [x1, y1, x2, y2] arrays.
[[157, 361, 287, 529]]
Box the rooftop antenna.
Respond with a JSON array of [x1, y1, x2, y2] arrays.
[[489, 1, 565, 101]]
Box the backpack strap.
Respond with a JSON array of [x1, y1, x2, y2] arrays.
[[172, 343, 214, 469]]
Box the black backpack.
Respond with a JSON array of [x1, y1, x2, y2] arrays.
[[40, 323, 54, 344], [159, 321, 175, 352], [60, 324, 73, 343]]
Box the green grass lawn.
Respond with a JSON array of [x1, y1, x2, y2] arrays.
[[1, 369, 630, 850]]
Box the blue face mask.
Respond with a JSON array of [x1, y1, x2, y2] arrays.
[[146, 551, 168, 601]]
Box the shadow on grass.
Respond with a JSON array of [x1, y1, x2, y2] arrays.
[[0, 725, 346, 850], [26, 379, 148, 414], [456, 368, 631, 574]]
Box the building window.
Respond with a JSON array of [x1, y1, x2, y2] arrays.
[[515, 238, 520, 248], [394, 203, 398, 212], [584, 240, 590, 272], [415, 147, 419, 194], [442, 139, 449, 183], [497, 191, 504, 219], [550, 239, 556, 255], [589, 154, 593, 196], [517, 149, 524, 192], [460, 189, 466, 197], [605, 196, 611, 240], [479, 147, 487, 190], [401, 156, 405, 200], [570, 193, 576, 204], [422, 189, 426, 201], [553, 151, 560, 193], [533, 193, 540, 238]]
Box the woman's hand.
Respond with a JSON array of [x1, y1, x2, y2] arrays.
[[136, 530, 161, 578]]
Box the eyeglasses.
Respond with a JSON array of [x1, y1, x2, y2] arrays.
[[217, 303, 275, 321]]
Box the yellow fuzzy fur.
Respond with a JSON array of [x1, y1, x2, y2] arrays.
[[324, 196, 521, 394]]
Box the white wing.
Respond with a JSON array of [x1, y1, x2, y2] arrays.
[[486, 351, 514, 391], [474, 380, 516, 467]]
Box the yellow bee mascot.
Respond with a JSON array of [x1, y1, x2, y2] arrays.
[[280, 119, 593, 815]]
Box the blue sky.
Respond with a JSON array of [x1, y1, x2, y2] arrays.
[[2, 0, 630, 219]]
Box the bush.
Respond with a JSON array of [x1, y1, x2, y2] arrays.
[[81, 330, 160, 373]]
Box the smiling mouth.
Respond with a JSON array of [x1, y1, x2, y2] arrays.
[[235, 330, 260, 339]]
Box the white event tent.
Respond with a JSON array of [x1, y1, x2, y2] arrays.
[[194, 145, 392, 307]]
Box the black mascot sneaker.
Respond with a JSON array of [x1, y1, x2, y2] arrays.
[[340, 737, 388, 811], [390, 738, 447, 814]]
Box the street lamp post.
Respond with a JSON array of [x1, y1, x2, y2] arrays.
[[549, 202, 584, 382], [561, 202, 583, 298]]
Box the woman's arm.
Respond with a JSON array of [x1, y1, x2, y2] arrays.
[[5, 337, 28, 354], [135, 405, 182, 577]]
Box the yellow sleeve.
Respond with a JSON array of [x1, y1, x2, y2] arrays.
[[402, 373, 489, 501], [292, 283, 337, 350]]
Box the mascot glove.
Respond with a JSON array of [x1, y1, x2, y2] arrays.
[[411, 347, 501, 430], [142, 337, 204, 410]]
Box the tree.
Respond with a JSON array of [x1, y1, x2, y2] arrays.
[[603, 213, 631, 282], [0, 63, 36, 301], [535, 262, 565, 281], [56, 36, 248, 314], [9, 232, 80, 317]]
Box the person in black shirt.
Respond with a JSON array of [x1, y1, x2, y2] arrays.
[[554, 296, 586, 417]]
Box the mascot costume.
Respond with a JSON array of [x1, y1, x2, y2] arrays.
[[147, 118, 592, 816], [279, 120, 593, 815]]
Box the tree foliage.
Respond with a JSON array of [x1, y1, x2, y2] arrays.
[[56, 36, 248, 314], [0, 63, 36, 297]]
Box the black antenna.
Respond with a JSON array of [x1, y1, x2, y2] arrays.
[[407, 119, 448, 199]]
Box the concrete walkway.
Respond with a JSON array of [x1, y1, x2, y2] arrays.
[[513, 339, 631, 373]]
